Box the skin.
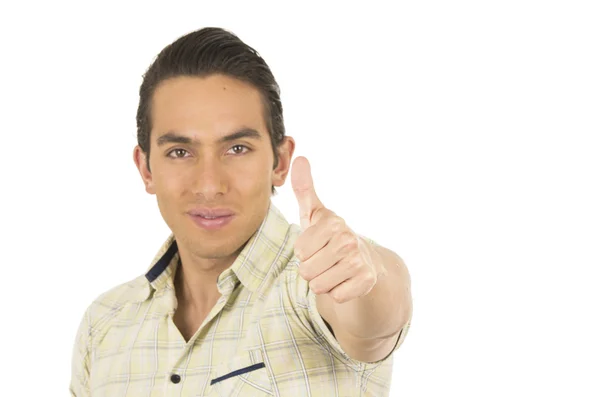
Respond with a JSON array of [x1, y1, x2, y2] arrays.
[[292, 158, 412, 362], [132, 74, 412, 360], [133, 74, 295, 339]]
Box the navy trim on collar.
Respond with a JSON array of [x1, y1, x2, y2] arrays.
[[145, 239, 178, 283]]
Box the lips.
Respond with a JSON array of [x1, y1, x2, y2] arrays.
[[188, 208, 235, 218], [189, 213, 234, 231], [197, 215, 226, 219], [187, 207, 236, 231]]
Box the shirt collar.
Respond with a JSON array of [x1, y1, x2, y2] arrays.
[[144, 201, 293, 296]]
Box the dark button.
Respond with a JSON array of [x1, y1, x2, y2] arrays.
[[170, 374, 181, 384]]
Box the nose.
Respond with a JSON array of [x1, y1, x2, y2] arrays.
[[190, 154, 227, 200]]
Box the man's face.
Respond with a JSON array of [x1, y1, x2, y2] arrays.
[[134, 74, 294, 261]]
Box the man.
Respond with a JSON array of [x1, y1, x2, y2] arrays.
[[70, 27, 412, 396]]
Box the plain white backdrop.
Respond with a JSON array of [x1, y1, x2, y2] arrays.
[[0, 1, 598, 395]]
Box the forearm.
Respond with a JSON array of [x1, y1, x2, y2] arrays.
[[326, 238, 412, 340]]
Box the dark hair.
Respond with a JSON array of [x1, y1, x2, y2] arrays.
[[136, 27, 285, 195]]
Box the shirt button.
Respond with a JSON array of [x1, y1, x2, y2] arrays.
[[170, 374, 181, 384]]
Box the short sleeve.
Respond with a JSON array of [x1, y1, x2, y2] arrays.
[[376, 309, 412, 360], [69, 308, 91, 397], [356, 234, 412, 360], [288, 265, 410, 372], [287, 232, 411, 370]]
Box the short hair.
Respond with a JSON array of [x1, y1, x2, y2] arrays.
[[136, 27, 286, 195]]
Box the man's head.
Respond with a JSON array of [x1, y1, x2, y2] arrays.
[[133, 27, 295, 262]]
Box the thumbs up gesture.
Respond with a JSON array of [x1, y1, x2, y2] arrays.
[[291, 156, 380, 304]]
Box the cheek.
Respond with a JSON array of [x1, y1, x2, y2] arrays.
[[154, 169, 186, 198], [234, 171, 266, 193], [232, 159, 272, 189]]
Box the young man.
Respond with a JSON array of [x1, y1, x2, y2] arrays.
[[70, 27, 412, 396]]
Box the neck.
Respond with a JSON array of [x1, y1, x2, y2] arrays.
[[174, 246, 239, 310]]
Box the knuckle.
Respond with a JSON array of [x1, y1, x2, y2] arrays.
[[310, 280, 324, 295], [364, 272, 377, 286], [294, 242, 305, 261], [349, 252, 363, 267], [298, 265, 310, 279], [342, 234, 359, 250], [330, 217, 345, 233], [331, 292, 346, 304], [349, 259, 362, 272]]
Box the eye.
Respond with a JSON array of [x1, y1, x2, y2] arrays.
[[227, 145, 251, 155], [167, 148, 190, 158]]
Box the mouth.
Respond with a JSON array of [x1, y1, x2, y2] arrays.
[[188, 208, 235, 217], [189, 214, 235, 231]]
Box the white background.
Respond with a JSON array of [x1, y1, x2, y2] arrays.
[[0, 1, 598, 396]]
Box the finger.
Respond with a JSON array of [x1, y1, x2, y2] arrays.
[[294, 220, 335, 262], [327, 279, 368, 304], [291, 156, 324, 230], [295, 224, 354, 263], [307, 258, 355, 295], [297, 241, 338, 281]]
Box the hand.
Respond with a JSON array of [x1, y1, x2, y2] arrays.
[[291, 156, 380, 304]]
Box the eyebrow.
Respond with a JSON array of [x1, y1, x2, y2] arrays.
[[156, 128, 262, 147]]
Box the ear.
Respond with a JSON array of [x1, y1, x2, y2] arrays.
[[272, 136, 296, 187], [133, 145, 156, 195]]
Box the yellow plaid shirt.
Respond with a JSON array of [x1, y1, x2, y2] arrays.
[[70, 202, 410, 396]]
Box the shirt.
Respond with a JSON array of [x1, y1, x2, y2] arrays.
[[69, 201, 411, 396]]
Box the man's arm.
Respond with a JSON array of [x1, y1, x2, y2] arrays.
[[69, 310, 91, 397], [316, 238, 412, 363], [291, 156, 412, 363]]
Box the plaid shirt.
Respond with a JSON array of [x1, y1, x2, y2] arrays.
[[70, 202, 410, 396]]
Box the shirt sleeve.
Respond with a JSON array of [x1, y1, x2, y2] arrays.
[[69, 308, 91, 397], [289, 234, 411, 370]]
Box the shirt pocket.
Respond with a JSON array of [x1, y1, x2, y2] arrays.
[[208, 349, 274, 397]]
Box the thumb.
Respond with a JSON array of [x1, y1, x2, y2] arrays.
[[291, 156, 324, 230]]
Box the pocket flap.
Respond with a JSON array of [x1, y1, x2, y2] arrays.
[[210, 362, 266, 385], [210, 350, 273, 396]]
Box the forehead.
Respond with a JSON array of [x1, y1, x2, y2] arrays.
[[150, 74, 268, 139]]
